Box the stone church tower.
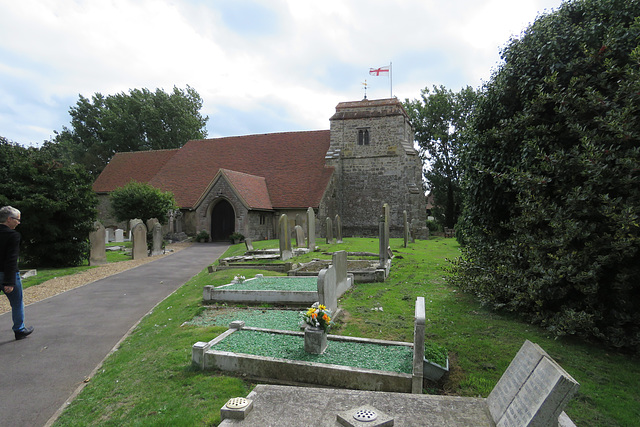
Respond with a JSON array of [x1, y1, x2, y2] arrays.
[[319, 98, 428, 238]]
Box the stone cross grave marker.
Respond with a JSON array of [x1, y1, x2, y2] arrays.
[[279, 214, 292, 260], [306, 207, 316, 250], [131, 222, 148, 260], [326, 217, 334, 244], [317, 264, 337, 313], [294, 225, 305, 248], [89, 221, 107, 266], [151, 222, 163, 256], [335, 214, 343, 243]]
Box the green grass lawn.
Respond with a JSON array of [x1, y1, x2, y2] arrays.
[[53, 238, 639, 426]]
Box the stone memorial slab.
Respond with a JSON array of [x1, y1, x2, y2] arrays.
[[307, 207, 316, 249], [146, 218, 159, 232], [335, 214, 343, 243], [332, 250, 349, 296], [294, 225, 305, 248], [107, 228, 115, 242], [279, 214, 292, 260], [151, 222, 163, 256], [326, 217, 334, 244], [114, 228, 124, 242], [245, 239, 254, 251], [378, 215, 388, 267], [131, 223, 148, 260], [317, 265, 338, 313], [89, 221, 107, 266], [412, 296, 425, 394]]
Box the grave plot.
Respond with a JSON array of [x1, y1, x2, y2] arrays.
[[192, 297, 450, 393]]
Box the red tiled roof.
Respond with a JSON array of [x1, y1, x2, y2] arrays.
[[207, 169, 273, 210], [95, 130, 334, 210], [92, 149, 179, 193]]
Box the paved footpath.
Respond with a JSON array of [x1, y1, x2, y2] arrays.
[[0, 243, 228, 427]]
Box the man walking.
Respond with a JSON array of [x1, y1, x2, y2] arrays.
[[0, 206, 34, 340]]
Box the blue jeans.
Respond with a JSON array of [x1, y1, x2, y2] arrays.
[[0, 272, 26, 332]]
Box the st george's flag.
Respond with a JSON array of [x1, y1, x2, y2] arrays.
[[369, 66, 390, 76]]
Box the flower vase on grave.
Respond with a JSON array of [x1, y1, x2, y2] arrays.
[[304, 325, 327, 354]]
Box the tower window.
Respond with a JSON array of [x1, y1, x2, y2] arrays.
[[358, 129, 370, 145]]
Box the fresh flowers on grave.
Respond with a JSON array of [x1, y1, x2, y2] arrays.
[[302, 302, 333, 332], [233, 275, 246, 284]]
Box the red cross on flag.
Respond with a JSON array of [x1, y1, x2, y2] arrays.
[[369, 66, 390, 76]]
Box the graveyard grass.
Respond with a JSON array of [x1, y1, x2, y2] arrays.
[[53, 238, 639, 426]]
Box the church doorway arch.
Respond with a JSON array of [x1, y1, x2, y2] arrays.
[[210, 199, 235, 241]]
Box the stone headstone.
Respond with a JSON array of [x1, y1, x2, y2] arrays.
[[317, 265, 337, 313], [151, 222, 163, 256], [245, 239, 254, 251], [306, 207, 316, 250], [332, 250, 348, 296], [89, 221, 107, 266], [114, 228, 124, 242], [335, 214, 343, 244], [129, 218, 143, 231], [279, 214, 292, 260], [326, 217, 334, 244], [383, 203, 390, 250], [403, 210, 409, 248], [379, 215, 388, 267], [146, 218, 159, 233], [487, 340, 580, 427], [107, 228, 115, 242], [295, 213, 303, 228], [294, 225, 305, 248], [131, 223, 148, 260]]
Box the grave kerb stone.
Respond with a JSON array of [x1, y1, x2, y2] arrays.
[[412, 296, 425, 394], [317, 265, 338, 313]]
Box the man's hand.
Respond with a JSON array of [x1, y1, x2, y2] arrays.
[[2, 285, 13, 294]]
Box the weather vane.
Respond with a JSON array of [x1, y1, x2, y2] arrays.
[[362, 79, 368, 99]]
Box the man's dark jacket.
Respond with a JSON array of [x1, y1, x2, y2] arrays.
[[0, 224, 20, 286]]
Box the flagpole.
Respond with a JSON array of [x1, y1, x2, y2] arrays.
[[390, 62, 393, 98]]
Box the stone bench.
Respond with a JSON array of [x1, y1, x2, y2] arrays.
[[218, 338, 579, 426]]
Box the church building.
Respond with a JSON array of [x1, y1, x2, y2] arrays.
[[93, 98, 428, 240]]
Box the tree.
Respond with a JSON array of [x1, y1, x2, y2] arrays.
[[404, 86, 478, 228], [110, 181, 177, 226], [453, 0, 640, 351], [49, 85, 208, 175], [0, 137, 97, 267]]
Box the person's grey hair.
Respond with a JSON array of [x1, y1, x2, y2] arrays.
[[0, 206, 20, 223]]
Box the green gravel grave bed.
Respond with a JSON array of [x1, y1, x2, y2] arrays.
[[188, 309, 301, 331], [213, 329, 413, 374], [221, 276, 317, 291]]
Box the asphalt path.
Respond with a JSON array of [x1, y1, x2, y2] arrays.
[[0, 243, 228, 427]]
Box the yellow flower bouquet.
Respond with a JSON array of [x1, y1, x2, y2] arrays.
[[302, 302, 333, 332]]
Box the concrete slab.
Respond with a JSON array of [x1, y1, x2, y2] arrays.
[[219, 384, 493, 426]]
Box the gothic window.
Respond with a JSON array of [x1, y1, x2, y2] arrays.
[[357, 129, 370, 145], [260, 214, 266, 225]]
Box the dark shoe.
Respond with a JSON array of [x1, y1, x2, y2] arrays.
[[15, 326, 34, 340]]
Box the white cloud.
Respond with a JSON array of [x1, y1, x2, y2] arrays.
[[0, 0, 564, 145]]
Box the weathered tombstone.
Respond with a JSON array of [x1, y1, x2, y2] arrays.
[[131, 222, 148, 260], [403, 210, 409, 248], [279, 214, 292, 260], [325, 217, 334, 244], [379, 216, 387, 267], [317, 265, 338, 313], [245, 238, 254, 251], [383, 203, 390, 251], [332, 250, 349, 296], [306, 207, 316, 250], [294, 225, 305, 248], [334, 214, 343, 244], [89, 221, 107, 266], [146, 218, 159, 233], [114, 228, 124, 242], [295, 213, 303, 228], [151, 222, 163, 256], [107, 228, 115, 242]]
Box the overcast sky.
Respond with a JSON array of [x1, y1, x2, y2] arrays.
[[1, 0, 565, 147]]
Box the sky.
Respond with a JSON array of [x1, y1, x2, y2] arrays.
[[0, 0, 566, 147]]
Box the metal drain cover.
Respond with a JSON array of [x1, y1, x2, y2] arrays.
[[225, 397, 249, 409], [353, 408, 378, 422]]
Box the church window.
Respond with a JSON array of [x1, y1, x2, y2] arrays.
[[357, 129, 370, 145], [260, 214, 266, 225]]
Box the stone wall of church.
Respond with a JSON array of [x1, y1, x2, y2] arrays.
[[323, 98, 428, 239]]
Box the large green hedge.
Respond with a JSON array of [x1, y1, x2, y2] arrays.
[[454, 0, 640, 351]]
